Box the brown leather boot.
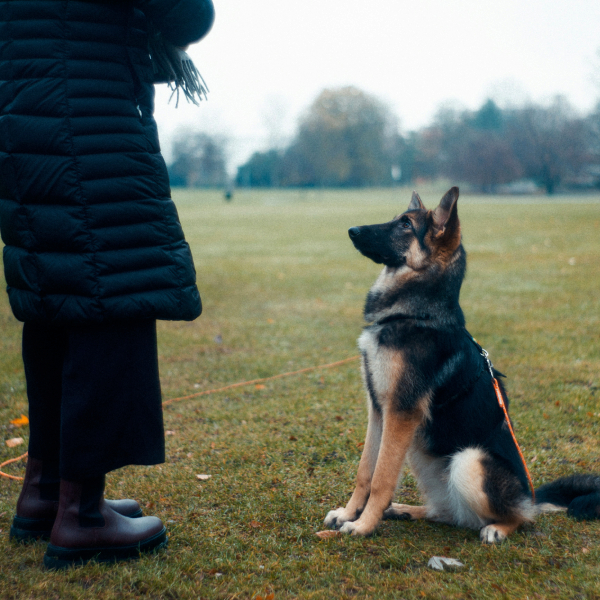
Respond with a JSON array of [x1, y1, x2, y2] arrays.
[[10, 457, 143, 543], [44, 477, 166, 569]]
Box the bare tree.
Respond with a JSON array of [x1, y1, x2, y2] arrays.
[[506, 97, 588, 193], [169, 131, 228, 188]]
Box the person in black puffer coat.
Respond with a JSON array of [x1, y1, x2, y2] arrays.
[[0, 0, 214, 568]]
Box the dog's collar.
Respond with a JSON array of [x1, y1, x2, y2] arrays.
[[375, 313, 430, 326]]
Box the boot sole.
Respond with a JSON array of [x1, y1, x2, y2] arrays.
[[10, 509, 143, 543], [43, 527, 168, 570], [10, 516, 55, 543]]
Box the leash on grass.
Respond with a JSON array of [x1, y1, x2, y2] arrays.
[[0, 452, 29, 481], [0, 355, 361, 481], [468, 333, 536, 502], [161, 355, 361, 406]]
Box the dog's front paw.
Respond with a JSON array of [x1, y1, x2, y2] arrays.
[[324, 507, 353, 530], [339, 518, 376, 537], [480, 524, 508, 544]]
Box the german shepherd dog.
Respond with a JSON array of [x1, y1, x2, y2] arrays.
[[324, 187, 600, 542]]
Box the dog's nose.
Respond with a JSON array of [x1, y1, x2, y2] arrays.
[[348, 227, 360, 239]]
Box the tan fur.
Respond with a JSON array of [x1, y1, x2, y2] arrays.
[[405, 238, 429, 271], [329, 403, 382, 523], [337, 411, 422, 535], [383, 503, 428, 520], [324, 339, 428, 535]]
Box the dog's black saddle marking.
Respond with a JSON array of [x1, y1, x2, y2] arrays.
[[375, 313, 430, 326]]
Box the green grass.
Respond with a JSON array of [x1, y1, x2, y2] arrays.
[[1, 187, 599, 599]]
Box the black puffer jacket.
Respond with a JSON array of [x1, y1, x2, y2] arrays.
[[0, 0, 214, 324]]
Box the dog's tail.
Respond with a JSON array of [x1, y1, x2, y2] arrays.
[[535, 474, 600, 519]]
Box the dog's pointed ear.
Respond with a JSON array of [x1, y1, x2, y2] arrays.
[[432, 187, 460, 238], [407, 191, 425, 211]]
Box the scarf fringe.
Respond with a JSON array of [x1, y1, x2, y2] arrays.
[[147, 25, 208, 107]]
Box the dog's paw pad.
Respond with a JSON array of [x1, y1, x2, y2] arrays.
[[480, 524, 507, 544]]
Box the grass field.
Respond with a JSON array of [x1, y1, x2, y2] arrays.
[[1, 186, 599, 599]]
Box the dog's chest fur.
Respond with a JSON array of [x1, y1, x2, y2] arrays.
[[358, 325, 405, 405]]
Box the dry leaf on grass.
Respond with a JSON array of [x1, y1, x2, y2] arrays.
[[5, 437, 24, 448], [165, 430, 176, 436], [249, 520, 262, 528], [255, 384, 266, 390], [10, 415, 29, 427], [427, 556, 464, 571], [315, 530, 341, 539], [196, 474, 211, 480]]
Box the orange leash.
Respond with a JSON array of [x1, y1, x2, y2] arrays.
[[492, 377, 536, 501], [470, 334, 536, 501], [0, 452, 28, 482], [1, 355, 361, 481], [162, 355, 360, 407]]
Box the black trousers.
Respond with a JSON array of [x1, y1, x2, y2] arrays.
[[22, 320, 165, 481]]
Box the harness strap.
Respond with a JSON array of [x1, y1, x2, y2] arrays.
[[466, 331, 536, 501]]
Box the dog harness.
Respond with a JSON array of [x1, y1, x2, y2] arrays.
[[467, 333, 536, 501]]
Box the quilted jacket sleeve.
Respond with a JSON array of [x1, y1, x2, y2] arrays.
[[136, 0, 215, 46]]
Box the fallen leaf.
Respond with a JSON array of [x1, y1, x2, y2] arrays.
[[335, 415, 343, 421], [289, 435, 297, 441], [210, 442, 216, 449], [255, 384, 266, 390], [196, 474, 211, 480], [5, 437, 24, 448], [315, 530, 341, 539], [10, 414, 29, 427], [582, 547, 590, 554], [266, 594, 275, 600], [145, 501, 155, 509], [249, 520, 262, 528], [165, 430, 176, 436], [267, 318, 275, 324], [427, 556, 464, 572]]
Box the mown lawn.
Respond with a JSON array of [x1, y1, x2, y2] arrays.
[[1, 187, 599, 599]]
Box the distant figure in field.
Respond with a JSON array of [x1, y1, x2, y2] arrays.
[[0, 0, 214, 568]]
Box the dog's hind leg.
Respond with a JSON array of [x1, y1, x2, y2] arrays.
[[383, 503, 428, 520], [338, 411, 421, 536], [446, 447, 533, 543], [384, 438, 451, 523], [325, 403, 382, 529]]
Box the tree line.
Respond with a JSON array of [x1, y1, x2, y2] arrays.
[[169, 86, 600, 193]]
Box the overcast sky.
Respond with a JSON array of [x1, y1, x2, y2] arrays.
[[153, 0, 600, 170]]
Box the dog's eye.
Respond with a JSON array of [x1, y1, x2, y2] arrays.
[[401, 219, 411, 229]]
